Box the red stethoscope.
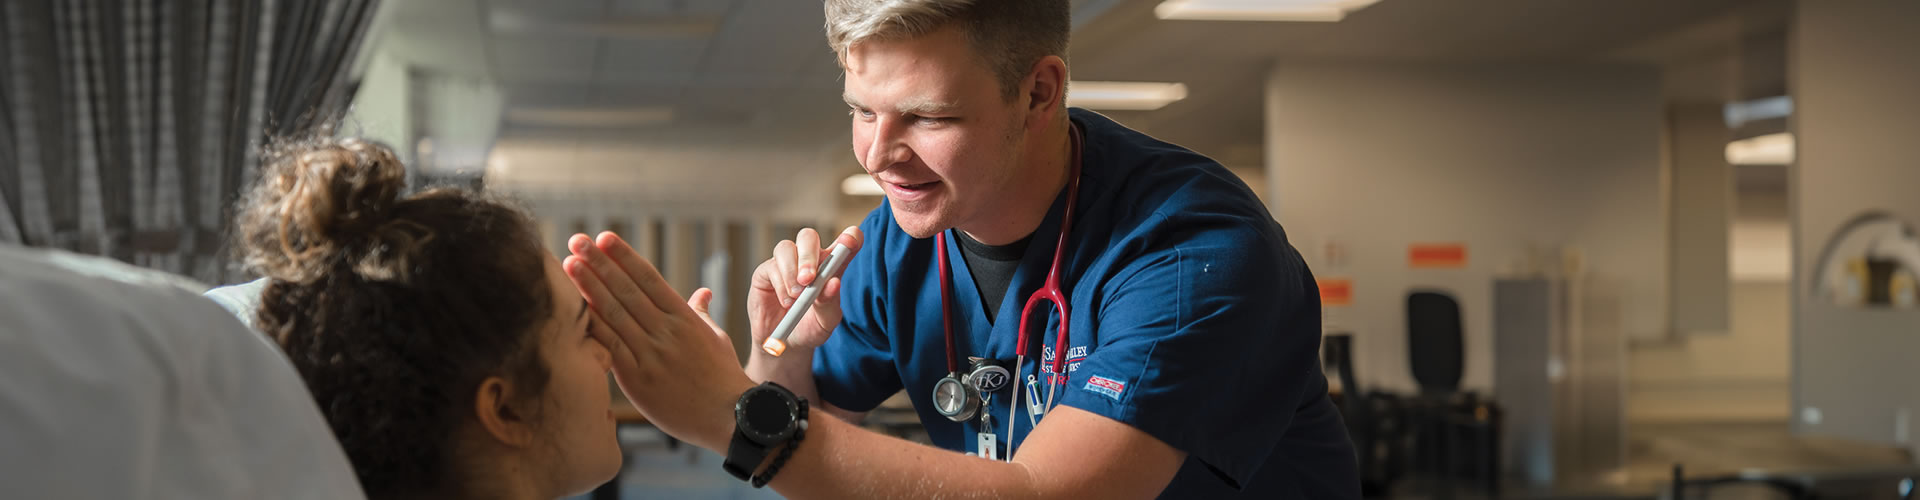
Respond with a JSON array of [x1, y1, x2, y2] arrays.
[[930, 123, 1083, 461]]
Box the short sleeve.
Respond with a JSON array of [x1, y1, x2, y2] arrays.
[[810, 211, 904, 412], [1058, 233, 1321, 488]]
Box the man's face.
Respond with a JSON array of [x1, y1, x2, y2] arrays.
[[843, 26, 1028, 238]]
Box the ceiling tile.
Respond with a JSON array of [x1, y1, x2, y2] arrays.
[[490, 34, 601, 75], [585, 85, 686, 106], [697, 0, 823, 76], [504, 83, 596, 108], [614, 0, 737, 17], [489, 0, 609, 19], [599, 38, 711, 75]]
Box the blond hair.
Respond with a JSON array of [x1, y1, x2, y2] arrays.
[[824, 0, 1069, 100]]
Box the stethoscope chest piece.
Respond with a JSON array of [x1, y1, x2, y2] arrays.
[[932, 357, 1011, 422], [932, 373, 979, 421]]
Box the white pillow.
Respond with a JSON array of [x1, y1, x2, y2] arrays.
[[0, 245, 365, 499]]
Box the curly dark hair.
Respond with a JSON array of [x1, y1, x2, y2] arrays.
[[232, 137, 555, 499]]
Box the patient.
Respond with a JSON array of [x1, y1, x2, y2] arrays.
[[230, 137, 622, 499]]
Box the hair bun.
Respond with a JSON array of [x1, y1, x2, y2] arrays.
[[238, 137, 413, 284]]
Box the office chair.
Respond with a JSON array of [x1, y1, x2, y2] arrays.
[[1407, 291, 1464, 396], [1405, 290, 1499, 498]]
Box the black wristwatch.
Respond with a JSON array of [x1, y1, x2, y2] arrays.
[[723, 381, 809, 487]]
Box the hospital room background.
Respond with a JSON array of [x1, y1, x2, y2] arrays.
[[2, 0, 1918, 498]]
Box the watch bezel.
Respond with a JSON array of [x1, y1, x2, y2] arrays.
[[735, 384, 799, 445]]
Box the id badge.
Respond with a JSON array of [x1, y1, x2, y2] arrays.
[[977, 431, 999, 460]]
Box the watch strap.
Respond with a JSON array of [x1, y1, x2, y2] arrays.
[[722, 427, 772, 481], [750, 397, 809, 487]]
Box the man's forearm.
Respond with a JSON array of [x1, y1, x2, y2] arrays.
[[691, 392, 1182, 500], [744, 348, 867, 423], [745, 347, 819, 400], [762, 408, 1046, 500]]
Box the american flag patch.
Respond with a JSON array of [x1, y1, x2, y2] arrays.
[[1084, 375, 1125, 401]]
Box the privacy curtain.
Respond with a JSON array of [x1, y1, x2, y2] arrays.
[[0, 0, 380, 283]]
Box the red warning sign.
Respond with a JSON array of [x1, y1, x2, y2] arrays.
[[1409, 243, 1467, 269], [1319, 278, 1352, 307]]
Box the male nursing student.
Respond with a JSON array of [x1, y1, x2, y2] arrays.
[[562, 0, 1359, 498]]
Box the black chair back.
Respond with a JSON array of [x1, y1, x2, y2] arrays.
[[1407, 290, 1464, 395]]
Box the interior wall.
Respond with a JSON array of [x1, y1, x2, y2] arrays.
[[346, 51, 412, 166], [1266, 62, 1665, 393], [1789, 0, 1920, 446], [1630, 282, 1792, 422], [1626, 131, 1794, 424], [1668, 104, 1733, 335]]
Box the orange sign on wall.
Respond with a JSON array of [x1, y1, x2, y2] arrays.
[[1319, 278, 1353, 307], [1409, 243, 1468, 269]]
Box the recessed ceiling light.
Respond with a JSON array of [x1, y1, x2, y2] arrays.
[[1067, 81, 1189, 111], [841, 174, 883, 196], [1726, 132, 1794, 166], [1155, 0, 1382, 22]]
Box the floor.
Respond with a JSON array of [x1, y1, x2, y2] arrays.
[[1380, 421, 1914, 500]]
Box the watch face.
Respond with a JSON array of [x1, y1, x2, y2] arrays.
[[738, 388, 795, 443]]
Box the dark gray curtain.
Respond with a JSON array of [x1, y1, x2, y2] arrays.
[[0, 0, 379, 282]]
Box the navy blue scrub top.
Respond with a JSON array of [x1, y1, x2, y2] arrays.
[[814, 108, 1359, 499]]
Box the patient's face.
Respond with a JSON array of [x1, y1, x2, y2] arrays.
[[533, 255, 623, 495]]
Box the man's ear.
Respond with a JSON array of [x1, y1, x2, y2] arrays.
[[1022, 54, 1069, 131], [474, 376, 536, 448]]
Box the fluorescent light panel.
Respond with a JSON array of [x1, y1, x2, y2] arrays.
[[1155, 0, 1382, 22], [1724, 96, 1793, 128], [842, 174, 884, 196], [1726, 132, 1794, 166], [1068, 81, 1189, 111]]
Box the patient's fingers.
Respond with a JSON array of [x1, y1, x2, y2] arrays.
[[594, 232, 685, 318], [589, 309, 647, 399], [687, 288, 729, 344], [687, 288, 717, 330], [564, 247, 649, 350], [572, 235, 668, 332], [589, 309, 640, 374]]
